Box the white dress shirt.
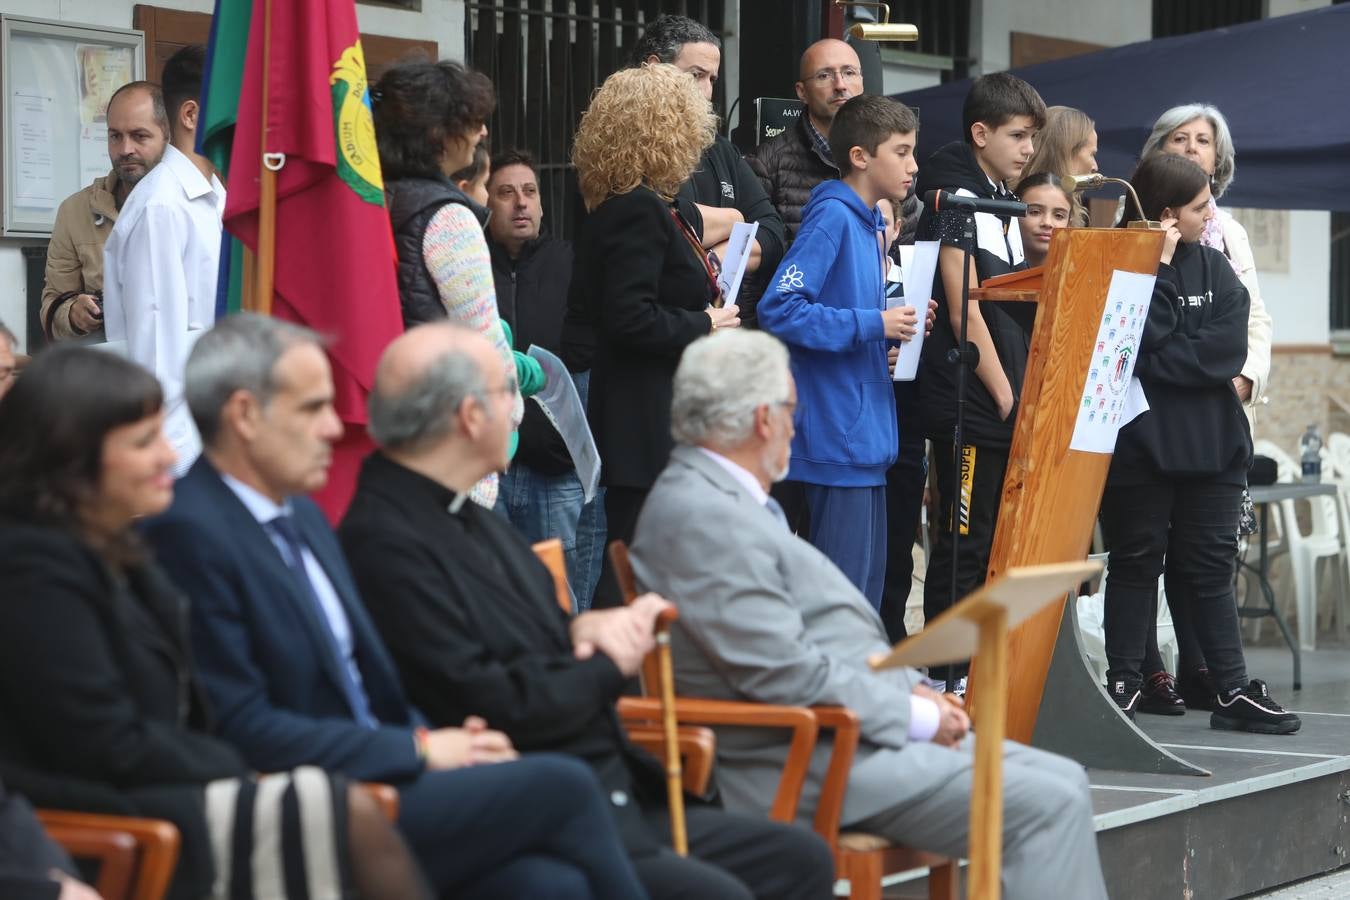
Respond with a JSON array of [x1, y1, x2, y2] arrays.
[[103, 145, 225, 473], [219, 473, 369, 709], [693, 446, 941, 743]]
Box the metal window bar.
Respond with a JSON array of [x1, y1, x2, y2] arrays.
[[467, 0, 724, 240]]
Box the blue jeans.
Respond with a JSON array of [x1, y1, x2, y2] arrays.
[[498, 464, 606, 611], [497, 371, 607, 610]]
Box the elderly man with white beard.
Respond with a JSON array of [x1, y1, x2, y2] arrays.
[[631, 330, 1108, 900]]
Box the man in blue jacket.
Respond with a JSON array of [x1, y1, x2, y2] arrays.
[[758, 95, 925, 610]]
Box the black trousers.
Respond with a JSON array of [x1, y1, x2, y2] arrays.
[[1099, 478, 1248, 694], [592, 486, 650, 609], [398, 754, 648, 899], [635, 804, 835, 900], [879, 381, 927, 643], [923, 441, 1009, 680]]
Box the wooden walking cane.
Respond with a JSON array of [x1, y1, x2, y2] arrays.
[[609, 542, 689, 856], [653, 607, 688, 855]]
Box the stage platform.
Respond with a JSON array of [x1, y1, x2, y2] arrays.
[[880, 646, 1350, 899]]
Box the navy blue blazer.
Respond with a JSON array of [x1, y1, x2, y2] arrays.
[[142, 457, 425, 783]]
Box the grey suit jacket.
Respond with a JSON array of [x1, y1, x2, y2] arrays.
[[633, 445, 971, 825]]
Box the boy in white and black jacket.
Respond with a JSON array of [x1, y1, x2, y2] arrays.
[[914, 73, 1046, 690]]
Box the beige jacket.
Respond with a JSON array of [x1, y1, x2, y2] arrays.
[[40, 171, 120, 341], [1217, 209, 1273, 434]]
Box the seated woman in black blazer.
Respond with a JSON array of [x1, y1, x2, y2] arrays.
[[569, 63, 743, 605], [0, 348, 430, 900]]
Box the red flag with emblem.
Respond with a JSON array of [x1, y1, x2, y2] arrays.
[[222, 0, 401, 521]]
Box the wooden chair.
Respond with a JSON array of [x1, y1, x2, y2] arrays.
[[607, 541, 958, 900], [38, 810, 179, 900], [531, 539, 819, 816]]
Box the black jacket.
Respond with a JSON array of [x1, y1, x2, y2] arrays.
[[489, 233, 575, 474], [1110, 241, 1253, 483], [677, 134, 787, 328], [386, 176, 489, 329], [339, 453, 672, 856], [916, 141, 1031, 449], [563, 186, 715, 489], [0, 521, 249, 900]]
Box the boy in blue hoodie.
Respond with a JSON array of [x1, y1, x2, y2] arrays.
[[759, 95, 923, 609]]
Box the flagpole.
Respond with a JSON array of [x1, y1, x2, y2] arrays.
[[254, 0, 278, 317]]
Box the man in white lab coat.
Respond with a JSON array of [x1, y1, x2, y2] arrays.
[[103, 44, 224, 472]]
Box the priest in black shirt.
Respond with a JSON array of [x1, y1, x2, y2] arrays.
[[340, 322, 833, 900]]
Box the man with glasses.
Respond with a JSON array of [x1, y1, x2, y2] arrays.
[[747, 39, 865, 247], [631, 15, 786, 328]]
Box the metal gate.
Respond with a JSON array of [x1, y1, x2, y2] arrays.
[[466, 1, 726, 239]]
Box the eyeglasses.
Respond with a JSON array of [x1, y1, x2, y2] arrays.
[[808, 66, 862, 85]]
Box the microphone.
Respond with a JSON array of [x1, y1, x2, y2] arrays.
[[923, 190, 1027, 218], [1059, 173, 1155, 228]]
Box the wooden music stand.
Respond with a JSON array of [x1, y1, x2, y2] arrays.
[[870, 562, 1103, 900], [964, 227, 1206, 776]]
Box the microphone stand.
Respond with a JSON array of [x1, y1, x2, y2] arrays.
[[943, 208, 978, 689]]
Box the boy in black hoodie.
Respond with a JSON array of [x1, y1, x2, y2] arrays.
[[1102, 153, 1298, 734], [914, 73, 1045, 690]]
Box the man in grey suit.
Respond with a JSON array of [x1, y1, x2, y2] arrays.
[[631, 330, 1107, 899]]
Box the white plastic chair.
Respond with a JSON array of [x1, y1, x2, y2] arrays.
[[1253, 439, 1347, 650], [1321, 446, 1350, 641]]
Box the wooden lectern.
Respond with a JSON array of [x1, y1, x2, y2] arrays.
[[960, 228, 1163, 742], [871, 561, 1103, 900]]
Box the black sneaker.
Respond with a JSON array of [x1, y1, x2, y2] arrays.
[[1107, 677, 1140, 720], [1178, 667, 1217, 711], [1211, 680, 1301, 735], [1138, 671, 1186, 716]]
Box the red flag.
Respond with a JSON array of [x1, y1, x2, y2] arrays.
[[223, 0, 402, 521]]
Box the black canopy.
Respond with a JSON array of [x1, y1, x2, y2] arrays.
[[893, 5, 1350, 210]]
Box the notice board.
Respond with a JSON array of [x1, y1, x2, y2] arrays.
[[1, 15, 146, 236]]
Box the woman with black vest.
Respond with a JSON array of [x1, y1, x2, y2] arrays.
[[1102, 153, 1297, 735], [374, 61, 543, 508]]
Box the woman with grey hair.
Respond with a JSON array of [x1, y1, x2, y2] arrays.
[[1135, 104, 1273, 715], [1141, 104, 1271, 422]]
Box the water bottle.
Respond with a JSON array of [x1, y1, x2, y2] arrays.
[[1300, 424, 1323, 482]]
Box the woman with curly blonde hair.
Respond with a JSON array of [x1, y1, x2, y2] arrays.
[[567, 63, 743, 606]]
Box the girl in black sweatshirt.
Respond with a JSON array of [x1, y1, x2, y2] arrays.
[[1101, 153, 1299, 734]]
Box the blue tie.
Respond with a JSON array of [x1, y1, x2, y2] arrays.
[[267, 514, 378, 728], [764, 496, 790, 530]]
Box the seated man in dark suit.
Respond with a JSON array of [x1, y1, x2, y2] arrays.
[[631, 330, 1109, 900], [338, 321, 835, 900], [142, 313, 647, 900]]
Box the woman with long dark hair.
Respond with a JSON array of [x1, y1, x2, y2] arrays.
[[1101, 153, 1297, 734], [0, 348, 431, 900]]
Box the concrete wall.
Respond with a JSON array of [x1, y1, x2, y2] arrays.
[[0, 0, 464, 351], [970, 0, 1150, 76]]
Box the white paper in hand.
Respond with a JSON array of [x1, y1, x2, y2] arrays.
[[716, 221, 759, 308], [893, 240, 939, 382], [526, 345, 602, 502]]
